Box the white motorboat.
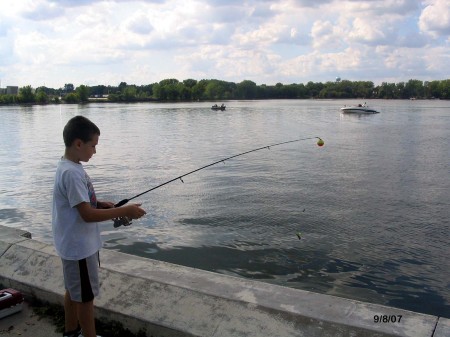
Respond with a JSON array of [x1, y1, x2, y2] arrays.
[[340, 103, 379, 114]]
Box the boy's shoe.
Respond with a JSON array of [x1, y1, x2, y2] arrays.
[[63, 327, 82, 337], [63, 327, 102, 337]]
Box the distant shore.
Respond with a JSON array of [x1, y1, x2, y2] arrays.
[[1, 78, 449, 104], [0, 96, 446, 107]]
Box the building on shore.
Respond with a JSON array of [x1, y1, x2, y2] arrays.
[[6, 86, 19, 95], [0, 86, 19, 95]]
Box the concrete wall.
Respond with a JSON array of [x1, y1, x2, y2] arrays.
[[0, 225, 448, 337]]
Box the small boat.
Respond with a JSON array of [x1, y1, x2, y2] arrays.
[[211, 104, 226, 111], [0, 288, 24, 319], [340, 103, 379, 114]]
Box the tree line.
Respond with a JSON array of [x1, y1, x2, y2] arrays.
[[1, 78, 449, 104]]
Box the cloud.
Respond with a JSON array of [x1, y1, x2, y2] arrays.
[[48, 0, 101, 7], [383, 46, 436, 79], [422, 46, 450, 74], [126, 12, 154, 35], [21, 1, 65, 21], [280, 48, 362, 78], [175, 44, 282, 83], [0, 19, 9, 36], [290, 0, 334, 8], [0, 0, 447, 88], [419, 0, 450, 38], [396, 32, 428, 48], [311, 20, 345, 50], [348, 17, 387, 45], [47, 0, 166, 7], [343, 0, 418, 15]]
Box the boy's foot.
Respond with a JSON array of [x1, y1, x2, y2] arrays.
[[63, 327, 102, 337], [79, 331, 102, 337], [63, 327, 82, 337]]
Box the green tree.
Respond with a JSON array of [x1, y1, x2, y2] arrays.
[[64, 83, 74, 93], [404, 79, 424, 98], [183, 79, 198, 88], [278, 83, 301, 98], [256, 84, 270, 98], [425, 80, 440, 98], [123, 86, 137, 101], [90, 85, 108, 97], [353, 81, 374, 98], [154, 79, 181, 100], [151, 83, 165, 100], [378, 82, 396, 99], [107, 93, 120, 102], [205, 80, 227, 100], [118, 82, 127, 92], [0, 94, 17, 104], [76, 85, 89, 102], [35, 90, 49, 103], [159, 78, 179, 87], [438, 79, 450, 99], [236, 80, 257, 99], [305, 81, 323, 98], [64, 93, 79, 103], [191, 80, 208, 100], [176, 82, 191, 100], [18, 85, 35, 103], [137, 84, 153, 99], [165, 83, 180, 100]]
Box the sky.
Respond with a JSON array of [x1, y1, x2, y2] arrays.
[[0, 0, 449, 89]]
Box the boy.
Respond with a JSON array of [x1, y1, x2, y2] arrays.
[[52, 116, 146, 337]]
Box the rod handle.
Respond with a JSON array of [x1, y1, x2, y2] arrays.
[[115, 199, 129, 207]]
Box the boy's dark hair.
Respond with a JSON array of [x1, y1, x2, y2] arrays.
[[63, 116, 100, 147]]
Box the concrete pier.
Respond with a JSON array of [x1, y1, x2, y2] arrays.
[[0, 225, 448, 337]]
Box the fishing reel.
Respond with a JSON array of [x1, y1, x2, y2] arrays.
[[113, 217, 132, 228]]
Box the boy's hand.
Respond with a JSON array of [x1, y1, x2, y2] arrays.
[[113, 204, 146, 228], [125, 204, 146, 219]]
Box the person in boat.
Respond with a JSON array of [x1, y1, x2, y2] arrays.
[[213, 104, 218, 107], [221, 103, 225, 108], [52, 116, 146, 337]]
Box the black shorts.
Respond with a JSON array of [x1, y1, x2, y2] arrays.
[[62, 252, 100, 303]]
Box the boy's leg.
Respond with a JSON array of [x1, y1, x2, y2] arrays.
[[64, 290, 79, 333], [62, 252, 100, 337], [77, 300, 96, 337]]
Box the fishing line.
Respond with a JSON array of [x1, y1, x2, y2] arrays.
[[113, 136, 324, 227]]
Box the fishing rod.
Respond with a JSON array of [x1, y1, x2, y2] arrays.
[[113, 136, 324, 227]]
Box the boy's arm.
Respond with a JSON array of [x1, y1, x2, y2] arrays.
[[97, 201, 115, 209], [76, 202, 146, 223]]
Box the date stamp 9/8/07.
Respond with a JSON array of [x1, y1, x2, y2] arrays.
[[374, 315, 402, 323]]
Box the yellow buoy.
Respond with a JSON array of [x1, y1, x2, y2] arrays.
[[317, 138, 324, 147]]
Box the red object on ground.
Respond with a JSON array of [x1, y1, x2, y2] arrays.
[[0, 288, 24, 319]]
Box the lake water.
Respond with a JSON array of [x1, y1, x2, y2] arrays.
[[1, 99, 449, 318]]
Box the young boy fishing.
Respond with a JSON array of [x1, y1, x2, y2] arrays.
[[52, 115, 146, 337]]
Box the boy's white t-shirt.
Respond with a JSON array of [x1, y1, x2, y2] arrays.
[[52, 158, 102, 260]]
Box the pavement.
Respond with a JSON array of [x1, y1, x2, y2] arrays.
[[2, 225, 447, 337], [0, 300, 60, 337]]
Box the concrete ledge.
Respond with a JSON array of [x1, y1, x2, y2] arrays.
[[434, 317, 450, 337], [0, 225, 441, 337]]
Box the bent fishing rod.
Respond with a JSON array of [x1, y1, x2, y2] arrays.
[[113, 136, 324, 227]]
